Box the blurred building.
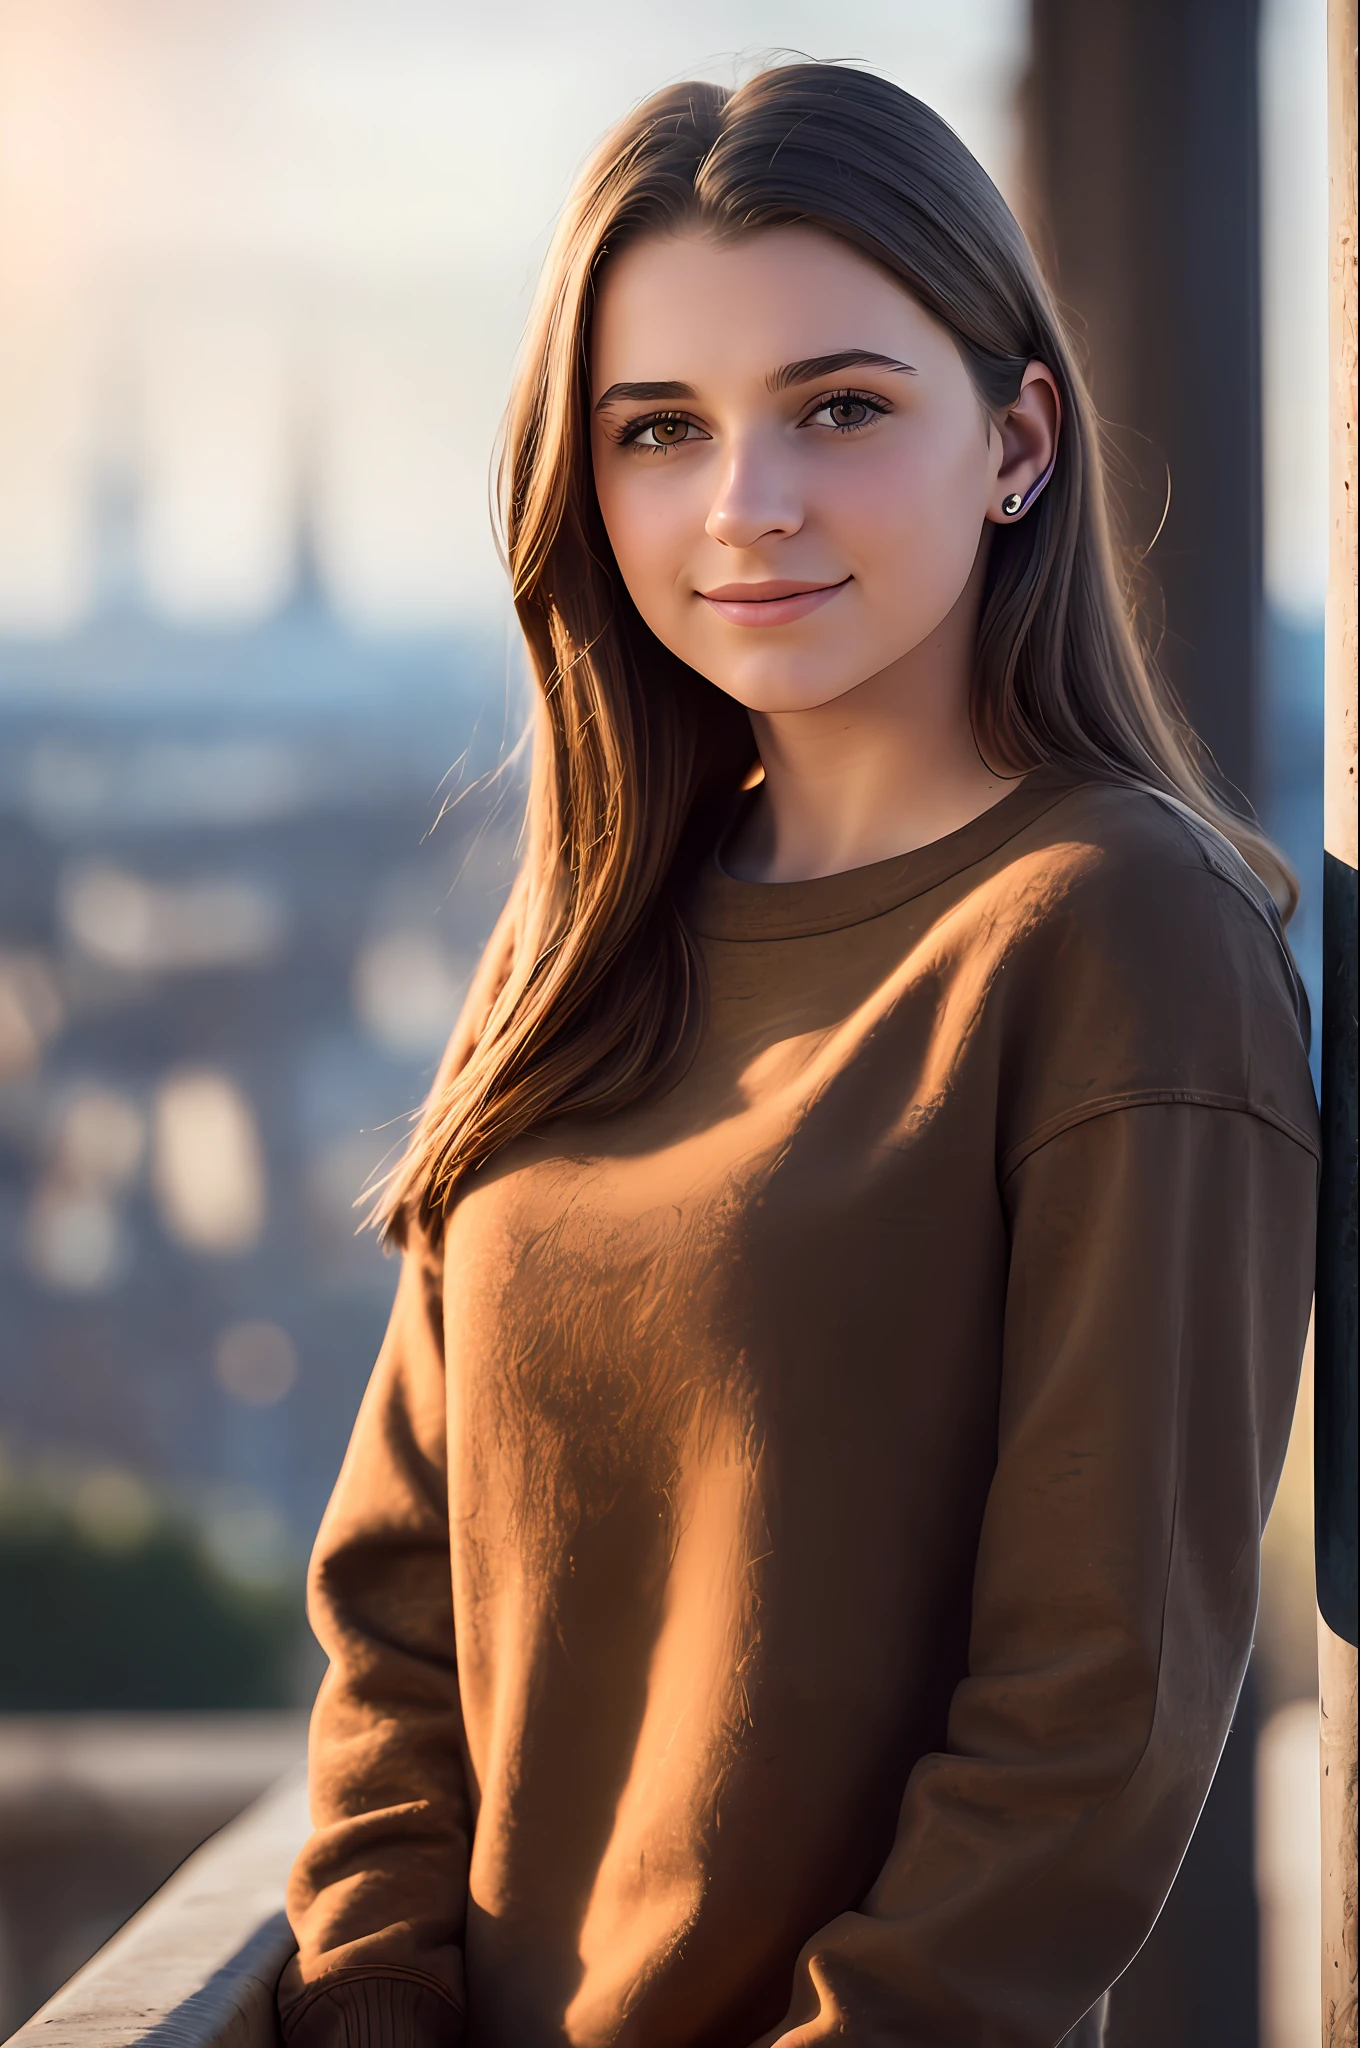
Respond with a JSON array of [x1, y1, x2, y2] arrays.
[[0, 513, 519, 1605]]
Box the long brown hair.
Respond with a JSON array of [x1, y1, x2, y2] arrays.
[[378, 61, 1290, 1244]]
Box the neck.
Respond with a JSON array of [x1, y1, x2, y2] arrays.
[[724, 551, 1020, 884]]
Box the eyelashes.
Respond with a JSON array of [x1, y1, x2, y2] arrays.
[[609, 387, 893, 454]]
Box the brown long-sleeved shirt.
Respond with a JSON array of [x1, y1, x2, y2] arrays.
[[280, 770, 1318, 2048]]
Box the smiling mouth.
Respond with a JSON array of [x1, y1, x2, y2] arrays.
[[698, 576, 852, 627]]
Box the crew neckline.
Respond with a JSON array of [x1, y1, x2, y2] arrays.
[[686, 765, 1086, 941]]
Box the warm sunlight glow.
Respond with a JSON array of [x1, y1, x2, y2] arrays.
[[0, 0, 1026, 633]]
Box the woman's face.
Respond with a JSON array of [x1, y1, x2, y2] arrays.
[[589, 225, 1052, 716]]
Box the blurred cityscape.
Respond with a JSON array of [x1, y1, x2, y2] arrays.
[[0, 509, 524, 2020], [0, 467, 523, 1658]]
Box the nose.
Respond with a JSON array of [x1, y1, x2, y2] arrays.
[[704, 433, 804, 548]]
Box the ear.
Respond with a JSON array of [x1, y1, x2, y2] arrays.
[[985, 363, 1061, 524]]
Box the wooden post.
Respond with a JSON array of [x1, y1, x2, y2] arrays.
[[1319, 2, 1358, 2042]]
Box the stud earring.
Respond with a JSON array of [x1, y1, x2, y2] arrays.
[[1001, 455, 1057, 521]]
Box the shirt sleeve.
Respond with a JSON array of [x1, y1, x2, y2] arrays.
[[278, 893, 524, 2044], [749, 1097, 1317, 2048], [277, 1229, 469, 2044]]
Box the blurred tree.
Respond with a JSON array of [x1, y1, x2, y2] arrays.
[[0, 1485, 302, 1710]]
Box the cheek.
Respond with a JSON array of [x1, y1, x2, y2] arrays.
[[838, 431, 985, 581], [594, 462, 696, 617]]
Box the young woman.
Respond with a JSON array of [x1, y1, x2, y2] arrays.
[[278, 64, 1317, 2048]]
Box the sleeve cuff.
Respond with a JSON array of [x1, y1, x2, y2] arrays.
[[281, 1976, 462, 2048]]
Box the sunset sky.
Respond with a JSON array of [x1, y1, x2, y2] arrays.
[[0, 0, 1326, 635]]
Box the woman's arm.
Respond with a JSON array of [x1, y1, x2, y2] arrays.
[[278, 1228, 469, 2044], [751, 1098, 1317, 2048], [278, 893, 523, 2045]]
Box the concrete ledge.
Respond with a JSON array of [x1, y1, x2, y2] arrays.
[[3, 1768, 307, 2047]]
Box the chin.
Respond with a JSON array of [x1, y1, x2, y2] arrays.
[[705, 663, 867, 716]]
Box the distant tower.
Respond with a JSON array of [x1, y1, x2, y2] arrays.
[[86, 370, 146, 618], [277, 401, 332, 625]]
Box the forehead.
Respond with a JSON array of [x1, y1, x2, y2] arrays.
[[590, 225, 946, 383]]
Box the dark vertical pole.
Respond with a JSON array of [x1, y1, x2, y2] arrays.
[[1024, 0, 1262, 809], [1318, 2, 1357, 2039], [1024, 5, 1264, 2042]]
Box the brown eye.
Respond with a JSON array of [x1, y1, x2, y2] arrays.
[[628, 415, 697, 450], [619, 413, 704, 452], [829, 399, 869, 427]]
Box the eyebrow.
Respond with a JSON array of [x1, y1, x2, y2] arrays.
[[768, 350, 917, 390], [593, 379, 696, 409], [592, 351, 917, 411]]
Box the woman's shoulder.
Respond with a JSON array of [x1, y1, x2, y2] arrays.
[[1010, 778, 1297, 990], [990, 777, 1318, 1168]]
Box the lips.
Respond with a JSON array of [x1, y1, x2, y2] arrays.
[[698, 576, 851, 627]]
